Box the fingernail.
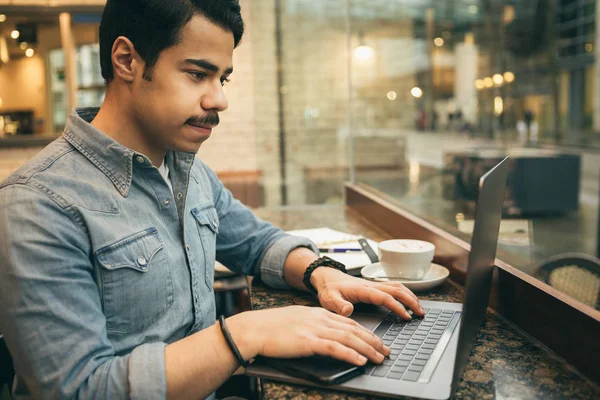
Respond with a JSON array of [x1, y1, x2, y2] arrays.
[[419, 306, 425, 314], [383, 345, 391, 355], [377, 352, 385, 362], [358, 355, 367, 364]]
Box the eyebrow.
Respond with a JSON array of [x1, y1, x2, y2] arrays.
[[183, 59, 233, 75]]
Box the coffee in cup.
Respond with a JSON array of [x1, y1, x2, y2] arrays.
[[377, 239, 435, 280]]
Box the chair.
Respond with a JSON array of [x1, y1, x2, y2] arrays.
[[537, 253, 600, 310], [0, 334, 14, 400]]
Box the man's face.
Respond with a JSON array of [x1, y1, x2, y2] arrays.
[[130, 14, 234, 154]]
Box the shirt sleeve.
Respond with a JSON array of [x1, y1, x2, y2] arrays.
[[0, 184, 167, 400], [203, 165, 318, 289]]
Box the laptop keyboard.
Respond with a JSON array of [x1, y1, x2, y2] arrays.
[[364, 308, 461, 383]]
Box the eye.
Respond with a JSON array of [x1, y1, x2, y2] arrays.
[[221, 77, 231, 87], [188, 71, 207, 81]]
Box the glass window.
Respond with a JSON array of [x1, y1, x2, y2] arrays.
[[252, 0, 599, 310]]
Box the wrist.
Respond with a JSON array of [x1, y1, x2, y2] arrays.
[[225, 312, 261, 361]]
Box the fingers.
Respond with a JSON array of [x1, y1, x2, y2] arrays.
[[324, 310, 382, 342], [329, 320, 390, 357], [319, 328, 386, 364], [375, 284, 424, 316], [355, 287, 412, 320], [380, 282, 420, 303], [313, 339, 368, 366]]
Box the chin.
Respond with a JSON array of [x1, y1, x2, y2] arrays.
[[171, 140, 205, 154]]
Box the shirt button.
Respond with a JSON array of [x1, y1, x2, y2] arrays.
[[185, 244, 190, 252], [137, 256, 147, 266], [164, 199, 170, 206], [177, 192, 183, 200], [135, 155, 145, 164]]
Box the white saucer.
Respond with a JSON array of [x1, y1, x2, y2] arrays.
[[361, 263, 450, 292]]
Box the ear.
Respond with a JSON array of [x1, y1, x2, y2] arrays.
[[111, 36, 142, 83]]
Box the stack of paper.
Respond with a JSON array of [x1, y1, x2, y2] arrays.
[[286, 227, 378, 272], [215, 227, 379, 277]]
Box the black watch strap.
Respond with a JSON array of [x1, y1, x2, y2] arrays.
[[303, 256, 347, 295]]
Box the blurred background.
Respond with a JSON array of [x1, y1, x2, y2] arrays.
[[0, 0, 599, 308]]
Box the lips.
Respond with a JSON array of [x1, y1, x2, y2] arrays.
[[187, 122, 214, 130]]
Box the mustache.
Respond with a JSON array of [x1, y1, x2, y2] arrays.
[[186, 112, 220, 127]]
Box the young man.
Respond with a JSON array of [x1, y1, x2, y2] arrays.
[[0, 1, 423, 399]]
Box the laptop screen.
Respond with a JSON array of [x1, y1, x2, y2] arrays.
[[451, 157, 510, 392]]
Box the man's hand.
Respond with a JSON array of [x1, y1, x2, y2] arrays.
[[228, 306, 390, 366], [310, 267, 425, 320]]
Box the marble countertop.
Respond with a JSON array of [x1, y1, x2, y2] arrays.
[[248, 205, 600, 399]]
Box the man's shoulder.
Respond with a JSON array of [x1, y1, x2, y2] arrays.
[[0, 137, 75, 189], [0, 137, 115, 210]]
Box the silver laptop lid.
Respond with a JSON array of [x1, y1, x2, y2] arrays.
[[451, 157, 510, 393]]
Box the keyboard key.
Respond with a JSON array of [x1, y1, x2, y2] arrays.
[[429, 334, 442, 340], [388, 353, 398, 360], [431, 329, 445, 335], [406, 344, 420, 351], [391, 343, 405, 350], [402, 371, 421, 381], [413, 334, 427, 340], [412, 359, 427, 366], [387, 372, 404, 380], [372, 366, 391, 377], [409, 339, 424, 345], [408, 364, 424, 372], [383, 340, 393, 346], [395, 339, 409, 345], [422, 343, 436, 350], [422, 308, 430, 313], [419, 348, 433, 355], [403, 349, 416, 356], [429, 309, 442, 314], [424, 338, 438, 345], [395, 360, 410, 367], [374, 320, 394, 338], [383, 359, 395, 366], [415, 353, 430, 360], [399, 355, 413, 361]]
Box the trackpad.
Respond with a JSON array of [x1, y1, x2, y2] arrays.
[[351, 313, 384, 331]]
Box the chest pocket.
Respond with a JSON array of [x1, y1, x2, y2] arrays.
[[96, 227, 173, 333], [191, 205, 219, 288]]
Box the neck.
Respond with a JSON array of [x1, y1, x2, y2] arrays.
[[91, 86, 166, 166]]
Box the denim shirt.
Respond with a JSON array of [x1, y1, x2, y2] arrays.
[[0, 108, 317, 399]]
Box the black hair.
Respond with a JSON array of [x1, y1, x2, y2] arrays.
[[99, 0, 243, 83]]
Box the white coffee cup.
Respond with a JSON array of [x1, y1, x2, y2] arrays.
[[378, 239, 435, 280]]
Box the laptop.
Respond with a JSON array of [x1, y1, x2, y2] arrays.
[[246, 157, 509, 400]]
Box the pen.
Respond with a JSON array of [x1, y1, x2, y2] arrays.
[[318, 248, 363, 253]]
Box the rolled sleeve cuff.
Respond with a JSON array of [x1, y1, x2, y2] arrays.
[[128, 342, 167, 400], [259, 235, 318, 289]]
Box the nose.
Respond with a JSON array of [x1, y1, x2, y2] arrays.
[[201, 80, 229, 113]]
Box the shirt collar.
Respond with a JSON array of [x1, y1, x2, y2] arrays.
[[63, 107, 146, 197]]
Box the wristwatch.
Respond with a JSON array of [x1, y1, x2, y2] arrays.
[[303, 256, 347, 295]]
